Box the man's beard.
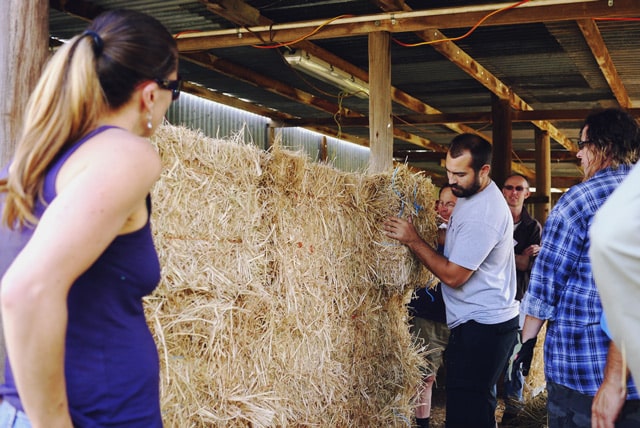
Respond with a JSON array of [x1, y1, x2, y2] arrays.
[[451, 175, 481, 198]]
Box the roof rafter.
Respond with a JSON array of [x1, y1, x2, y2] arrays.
[[372, 0, 577, 155], [577, 18, 632, 108]]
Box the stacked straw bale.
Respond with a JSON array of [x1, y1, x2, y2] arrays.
[[147, 125, 438, 427]]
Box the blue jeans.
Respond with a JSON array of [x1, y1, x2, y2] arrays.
[[502, 365, 524, 413], [0, 400, 31, 428]]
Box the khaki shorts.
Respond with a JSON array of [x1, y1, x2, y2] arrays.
[[410, 316, 450, 376]]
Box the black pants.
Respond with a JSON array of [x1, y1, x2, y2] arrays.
[[547, 381, 640, 428], [444, 316, 518, 428]]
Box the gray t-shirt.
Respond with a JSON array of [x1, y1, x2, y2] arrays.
[[443, 180, 519, 328]]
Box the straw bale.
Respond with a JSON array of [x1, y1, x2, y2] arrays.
[[147, 125, 438, 427], [523, 323, 547, 401]]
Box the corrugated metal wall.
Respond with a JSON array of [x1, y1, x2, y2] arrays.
[[167, 93, 270, 150], [277, 127, 370, 172], [166, 93, 370, 172]]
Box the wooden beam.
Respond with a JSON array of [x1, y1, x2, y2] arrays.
[[491, 94, 514, 184], [319, 136, 327, 162], [577, 18, 631, 108], [200, 0, 262, 25], [403, 23, 575, 152], [1, 0, 49, 165], [185, 52, 446, 151], [548, 175, 581, 189], [534, 129, 552, 222], [368, 31, 393, 173], [200, 0, 487, 152], [512, 108, 640, 121], [176, 0, 638, 50], [408, 165, 580, 190], [183, 51, 362, 118], [0, 0, 49, 383], [372, 0, 563, 174], [393, 150, 578, 163], [49, 0, 103, 20], [283, 108, 640, 127], [183, 81, 295, 120]]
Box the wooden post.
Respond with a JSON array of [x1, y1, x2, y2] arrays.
[[319, 135, 328, 162], [534, 128, 551, 223], [267, 122, 277, 149], [368, 31, 392, 174], [0, 0, 49, 165], [491, 94, 512, 187], [0, 0, 49, 382]]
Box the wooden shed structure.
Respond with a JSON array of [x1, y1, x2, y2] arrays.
[[3, 1, 640, 206], [0, 1, 639, 425]]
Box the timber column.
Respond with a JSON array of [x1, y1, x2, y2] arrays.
[[368, 31, 392, 174], [0, 0, 49, 381]]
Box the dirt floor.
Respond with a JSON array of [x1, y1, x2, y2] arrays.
[[427, 383, 547, 428]]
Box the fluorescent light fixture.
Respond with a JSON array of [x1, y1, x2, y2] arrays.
[[283, 50, 369, 99]]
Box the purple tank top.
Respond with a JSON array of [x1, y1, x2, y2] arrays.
[[0, 126, 162, 427]]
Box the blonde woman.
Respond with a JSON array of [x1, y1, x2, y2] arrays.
[[0, 9, 180, 427]]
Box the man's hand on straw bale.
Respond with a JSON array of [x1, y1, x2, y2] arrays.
[[383, 216, 420, 245]]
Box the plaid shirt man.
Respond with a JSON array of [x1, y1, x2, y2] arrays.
[[522, 163, 638, 398]]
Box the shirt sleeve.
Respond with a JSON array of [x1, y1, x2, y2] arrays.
[[522, 193, 586, 321]]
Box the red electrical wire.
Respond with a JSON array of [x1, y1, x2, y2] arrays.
[[251, 15, 354, 49]]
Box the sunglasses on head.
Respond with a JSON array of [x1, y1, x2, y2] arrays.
[[154, 75, 182, 101], [503, 185, 526, 192]]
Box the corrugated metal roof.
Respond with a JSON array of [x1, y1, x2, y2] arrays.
[[47, 0, 640, 187]]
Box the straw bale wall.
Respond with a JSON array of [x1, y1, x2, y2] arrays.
[[147, 125, 438, 427]]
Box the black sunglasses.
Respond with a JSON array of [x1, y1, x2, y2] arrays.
[[154, 76, 182, 101], [577, 139, 590, 150], [503, 185, 526, 192]]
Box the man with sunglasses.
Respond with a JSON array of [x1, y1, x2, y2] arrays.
[[514, 108, 640, 427], [499, 174, 542, 425]]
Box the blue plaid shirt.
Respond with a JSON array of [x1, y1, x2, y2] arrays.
[[522, 164, 638, 398]]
